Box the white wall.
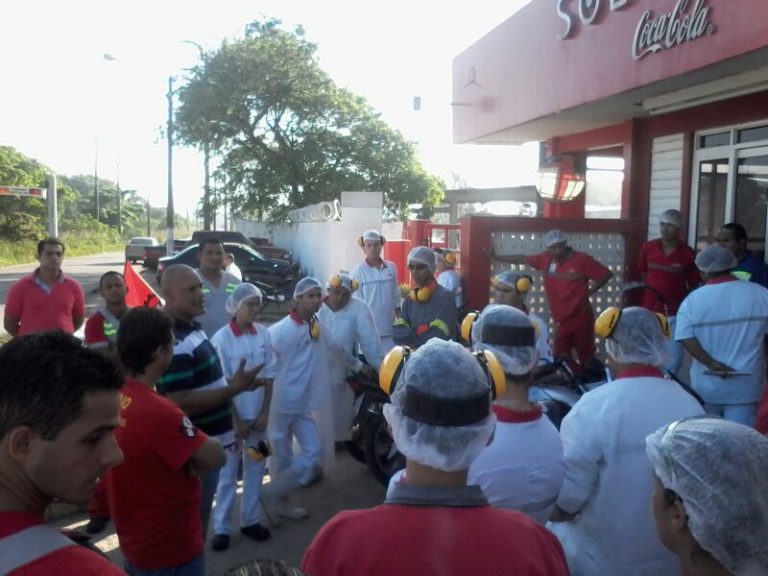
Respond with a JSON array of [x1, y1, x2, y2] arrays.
[[233, 191, 403, 282]]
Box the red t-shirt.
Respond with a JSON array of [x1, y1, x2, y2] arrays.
[[0, 511, 124, 575], [527, 250, 610, 321], [5, 272, 85, 336], [637, 239, 699, 315], [107, 379, 207, 570]]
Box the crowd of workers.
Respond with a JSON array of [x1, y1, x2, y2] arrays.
[[1, 217, 768, 575]]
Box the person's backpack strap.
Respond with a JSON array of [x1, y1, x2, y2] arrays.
[[0, 524, 75, 575]]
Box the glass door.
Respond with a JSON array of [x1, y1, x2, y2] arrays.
[[735, 149, 768, 258], [693, 156, 730, 251]]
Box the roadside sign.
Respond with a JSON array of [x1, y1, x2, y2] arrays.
[[0, 186, 46, 197]]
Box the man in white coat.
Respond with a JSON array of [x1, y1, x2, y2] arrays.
[[349, 229, 401, 351], [675, 244, 768, 427], [549, 306, 704, 576], [317, 274, 383, 442]]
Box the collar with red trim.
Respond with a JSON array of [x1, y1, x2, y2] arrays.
[[705, 275, 739, 286], [229, 319, 257, 336], [290, 309, 311, 325], [492, 403, 543, 423], [616, 366, 665, 379]]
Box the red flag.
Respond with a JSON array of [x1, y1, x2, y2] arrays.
[[123, 261, 163, 308]]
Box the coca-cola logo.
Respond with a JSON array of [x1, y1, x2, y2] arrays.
[[632, 0, 716, 59]]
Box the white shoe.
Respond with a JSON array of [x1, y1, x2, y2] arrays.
[[277, 502, 308, 520]]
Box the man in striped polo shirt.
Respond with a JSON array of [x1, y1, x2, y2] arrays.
[[157, 264, 263, 540]]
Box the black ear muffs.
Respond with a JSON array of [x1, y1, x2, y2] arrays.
[[409, 285, 433, 302], [246, 440, 272, 462], [595, 307, 671, 340]]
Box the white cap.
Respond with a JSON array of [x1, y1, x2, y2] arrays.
[[659, 209, 683, 228], [407, 246, 437, 273], [472, 305, 539, 376], [293, 277, 322, 298], [604, 307, 668, 368], [225, 283, 263, 315], [544, 229, 568, 248], [695, 245, 738, 273], [361, 229, 384, 243]]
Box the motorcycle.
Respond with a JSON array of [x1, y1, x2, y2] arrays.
[[345, 370, 405, 487]]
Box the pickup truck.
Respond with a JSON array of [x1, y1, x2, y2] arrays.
[[125, 237, 159, 265]]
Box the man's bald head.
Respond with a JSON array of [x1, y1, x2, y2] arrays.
[[161, 265, 205, 323]]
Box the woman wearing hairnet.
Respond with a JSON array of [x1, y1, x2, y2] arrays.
[[548, 306, 704, 576], [646, 417, 768, 576]]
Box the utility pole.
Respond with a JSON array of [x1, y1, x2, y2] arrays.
[[94, 136, 100, 222], [166, 76, 175, 256], [116, 162, 122, 237], [203, 141, 211, 230], [146, 195, 151, 237]]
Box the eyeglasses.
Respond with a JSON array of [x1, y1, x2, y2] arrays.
[[408, 263, 428, 271]]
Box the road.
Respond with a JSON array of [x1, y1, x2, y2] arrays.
[[0, 251, 135, 337]]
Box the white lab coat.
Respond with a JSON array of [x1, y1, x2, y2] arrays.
[[349, 259, 400, 338], [437, 269, 465, 310], [549, 373, 704, 576], [318, 298, 384, 441]]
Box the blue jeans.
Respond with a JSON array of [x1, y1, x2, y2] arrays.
[[124, 553, 204, 576]]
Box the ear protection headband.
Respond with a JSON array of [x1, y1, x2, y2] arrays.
[[309, 315, 321, 340], [379, 346, 506, 399], [378, 346, 506, 427], [328, 275, 360, 292], [460, 311, 479, 343], [491, 274, 533, 293], [246, 440, 273, 462], [442, 251, 457, 266], [594, 307, 670, 339], [409, 285, 433, 302], [357, 235, 386, 248]]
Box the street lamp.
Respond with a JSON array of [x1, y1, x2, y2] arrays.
[[166, 76, 175, 256]]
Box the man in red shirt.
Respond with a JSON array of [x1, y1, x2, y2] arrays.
[[493, 229, 612, 369], [0, 331, 125, 575], [637, 209, 699, 375], [107, 306, 225, 575], [4, 238, 85, 337]]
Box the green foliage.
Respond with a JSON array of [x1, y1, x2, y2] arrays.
[[175, 17, 444, 222]]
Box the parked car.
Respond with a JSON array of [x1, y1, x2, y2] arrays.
[[156, 242, 295, 293], [190, 230, 293, 264], [141, 245, 173, 271], [249, 237, 292, 261], [125, 237, 159, 265]]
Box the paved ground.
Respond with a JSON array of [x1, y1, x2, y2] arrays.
[[53, 449, 385, 574]]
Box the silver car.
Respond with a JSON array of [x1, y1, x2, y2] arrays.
[[125, 236, 159, 264]]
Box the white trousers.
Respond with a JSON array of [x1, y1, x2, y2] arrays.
[[269, 412, 322, 486], [212, 436, 267, 535]]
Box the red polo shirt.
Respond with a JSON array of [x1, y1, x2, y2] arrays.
[[638, 239, 699, 315], [4, 271, 84, 335], [526, 251, 610, 322], [107, 379, 207, 570]]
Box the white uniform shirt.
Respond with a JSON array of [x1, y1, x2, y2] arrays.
[[196, 270, 241, 337], [468, 405, 563, 524], [529, 312, 553, 363], [349, 259, 400, 337], [437, 269, 465, 310], [211, 321, 276, 421], [550, 369, 704, 576], [317, 298, 384, 373], [675, 278, 768, 404]]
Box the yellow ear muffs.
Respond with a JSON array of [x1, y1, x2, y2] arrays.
[[474, 349, 506, 399], [246, 440, 272, 462], [309, 315, 321, 340], [329, 275, 342, 289], [655, 313, 671, 339], [516, 275, 533, 293], [409, 285, 433, 302], [444, 251, 457, 266], [595, 307, 622, 339], [351, 279, 360, 291], [461, 311, 479, 343], [379, 346, 411, 395], [357, 236, 364, 248]]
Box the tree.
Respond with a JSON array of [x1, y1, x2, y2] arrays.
[[175, 18, 444, 222]]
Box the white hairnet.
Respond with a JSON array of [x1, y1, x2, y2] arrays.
[[293, 277, 322, 299], [361, 229, 384, 242], [695, 245, 738, 273], [646, 417, 768, 576], [382, 339, 496, 472], [659, 209, 683, 228], [225, 282, 263, 316], [471, 305, 538, 376], [407, 246, 437, 273], [326, 274, 356, 293], [544, 229, 568, 248], [604, 307, 667, 368]]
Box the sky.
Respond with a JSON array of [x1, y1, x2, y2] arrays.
[[1, 0, 538, 221]]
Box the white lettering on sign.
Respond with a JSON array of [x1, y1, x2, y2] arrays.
[[557, 0, 632, 40], [632, 0, 715, 59]]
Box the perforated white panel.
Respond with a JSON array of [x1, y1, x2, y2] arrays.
[[491, 230, 626, 358]]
